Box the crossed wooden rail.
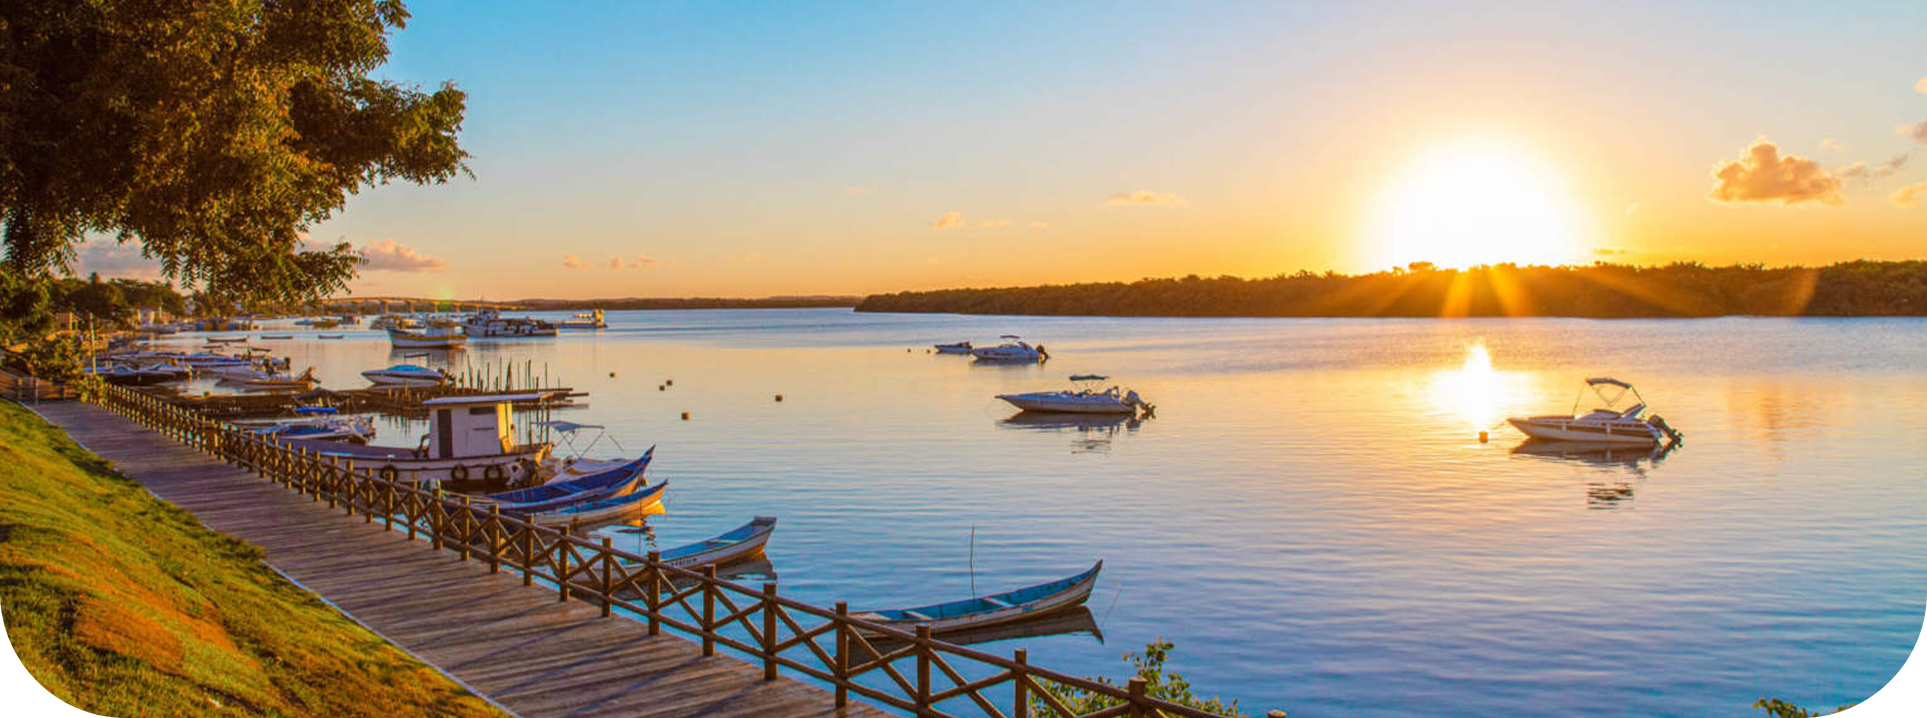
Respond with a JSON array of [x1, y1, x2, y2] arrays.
[[93, 383, 1238, 718]]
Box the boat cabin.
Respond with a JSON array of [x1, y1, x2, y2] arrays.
[[420, 392, 550, 459]]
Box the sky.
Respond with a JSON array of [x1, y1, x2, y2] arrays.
[[79, 1, 1927, 299]]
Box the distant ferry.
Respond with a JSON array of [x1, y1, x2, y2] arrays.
[[464, 308, 557, 338], [557, 309, 606, 330]]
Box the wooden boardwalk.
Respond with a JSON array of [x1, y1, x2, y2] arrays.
[[33, 402, 889, 718]]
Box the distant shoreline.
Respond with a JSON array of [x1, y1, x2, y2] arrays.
[[853, 260, 1927, 319], [516, 296, 860, 311]]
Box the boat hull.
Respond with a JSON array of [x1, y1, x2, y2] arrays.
[[361, 370, 446, 387], [282, 439, 546, 488], [997, 394, 1136, 414], [856, 561, 1102, 635], [1506, 417, 1660, 444]]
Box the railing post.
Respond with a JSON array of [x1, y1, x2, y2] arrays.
[[645, 550, 662, 635], [1014, 648, 1029, 718], [332, 460, 348, 509], [1127, 677, 1148, 718], [457, 497, 472, 561], [761, 582, 778, 680], [834, 602, 850, 707], [557, 540, 571, 602], [488, 506, 503, 573], [599, 537, 614, 617], [701, 563, 717, 656], [916, 624, 933, 715]]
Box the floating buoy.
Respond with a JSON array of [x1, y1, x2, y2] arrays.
[[666, 379, 673, 386], [774, 394, 783, 402], [609, 372, 615, 378], [1478, 430, 1489, 443], [680, 412, 690, 420], [658, 384, 664, 391]]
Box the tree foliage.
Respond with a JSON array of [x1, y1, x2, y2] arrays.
[[857, 261, 1927, 318], [1032, 640, 1249, 717], [0, 0, 468, 303], [1752, 697, 1858, 717]]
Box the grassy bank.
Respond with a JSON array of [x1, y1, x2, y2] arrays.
[[0, 400, 503, 718]]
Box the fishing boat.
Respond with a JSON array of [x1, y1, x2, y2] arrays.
[[387, 323, 466, 349], [260, 334, 293, 340], [997, 375, 1151, 415], [1506, 377, 1683, 445], [361, 363, 448, 387], [970, 335, 1047, 362], [463, 308, 557, 338], [318, 334, 345, 340], [240, 408, 375, 443], [282, 393, 553, 488], [853, 561, 1102, 634], [513, 481, 668, 527], [479, 448, 654, 509], [557, 309, 606, 330], [657, 516, 777, 568], [934, 341, 973, 354]]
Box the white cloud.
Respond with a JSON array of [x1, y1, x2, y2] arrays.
[[1707, 139, 1842, 206], [1105, 190, 1186, 207], [360, 240, 448, 272], [931, 211, 964, 230], [1917, 77, 1927, 94]]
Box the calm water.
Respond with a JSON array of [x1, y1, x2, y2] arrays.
[[154, 310, 1927, 717]]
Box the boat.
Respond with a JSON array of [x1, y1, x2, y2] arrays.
[[852, 561, 1103, 634], [463, 308, 557, 338], [1506, 377, 1683, 445], [997, 375, 1151, 415], [557, 309, 607, 330], [970, 335, 1047, 362], [387, 324, 466, 349], [361, 363, 449, 387], [260, 334, 293, 340], [205, 336, 249, 344], [318, 334, 345, 340], [87, 363, 190, 386], [656, 516, 777, 568], [240, 408, 375, 443], [533, 420, 639, 479], [479, 448, 654, 508], [232, 367, 318, 392], [513, 481, 668, 527], [282, 392, 554, 488], [1511, 438, 1679, 468], [934, 341, 973, 354]]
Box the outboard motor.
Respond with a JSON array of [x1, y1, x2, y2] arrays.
[[1648, 415, 1683, 444]]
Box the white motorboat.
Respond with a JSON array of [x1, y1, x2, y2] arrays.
[[387, 323, 466, 349], [970, 335, 1048, 362], [361, 363, 448, 387], [997, 375, 1151, 415], [934, 341, 973, 354], [557, 309, 606, 330], [283, 392, 554, 489], [239, 408, 376, 443], [463, 308, 556, 338], [1506, 377, 1683, 445]]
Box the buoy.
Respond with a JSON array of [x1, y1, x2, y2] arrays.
[[774, 394, 783, 402], [1478, 430, 1489, 443], [680, 412, 689, 420], [666, 379, 673, 386], [658, 384, 664, 391], [609, 372, 615, 378]]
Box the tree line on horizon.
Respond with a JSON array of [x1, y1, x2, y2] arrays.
[[855, 261, 1927, 318]]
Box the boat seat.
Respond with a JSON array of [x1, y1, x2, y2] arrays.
[[983, 597, 1013, 608], [903, 610, 935, 622]]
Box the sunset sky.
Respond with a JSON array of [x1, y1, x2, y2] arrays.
[[80, 1, 1927, 298]]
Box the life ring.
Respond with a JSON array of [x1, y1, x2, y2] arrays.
[[449, 464, 470, 482], [378, 465, 399, 482], [483, 464, 505, 481]]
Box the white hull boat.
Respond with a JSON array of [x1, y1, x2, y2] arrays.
[[464, 309, 557, 338], [934, 341, 973, 354], [998, 375, 1151, 415], [388, 325, 466, 349], [971, 335, 1047, 362], [1507, 377, 1683, 446], [362, 364, 448, 387]]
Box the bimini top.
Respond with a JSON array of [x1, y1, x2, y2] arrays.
[[1585, 377, 1632, 389], [1068, 374, 1108, 382], [421, 392, 553, 406], [535, 420, 605, 433]]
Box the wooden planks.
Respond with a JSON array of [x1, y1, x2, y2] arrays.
[[32, 402, 886, 718]]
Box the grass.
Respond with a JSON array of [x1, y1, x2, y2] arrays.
[[0, 399, 504, 717]]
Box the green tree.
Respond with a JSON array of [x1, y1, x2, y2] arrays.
[[0, 0, 469, 304], [64, 273, 132, 327], [1032, 640, 1249, 717]]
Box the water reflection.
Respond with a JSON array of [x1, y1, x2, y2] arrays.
[[865, 606, 1104, 652], [997, 411, 1146, 453], [1509, 439, 1679, 469], [1427, 339, 1531, 431]]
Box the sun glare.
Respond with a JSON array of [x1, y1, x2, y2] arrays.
[[1374, 141, 1588, 270]]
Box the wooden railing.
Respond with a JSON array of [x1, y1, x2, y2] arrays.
[[92, 383, 1242, 718]]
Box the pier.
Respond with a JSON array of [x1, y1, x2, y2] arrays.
[[34, 384, 1228, 718]]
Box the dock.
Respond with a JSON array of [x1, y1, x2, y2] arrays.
[[33, 401, 883, 718]]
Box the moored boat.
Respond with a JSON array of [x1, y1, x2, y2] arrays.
[[361, 363, 448, 387], [1506, 377, 1683, 445], [970, 335, 1047, 362], [283, 392, 554, 488], [997, 375, 1150, 415], [387, 324, 466, 349], [477, 448, 654, 510], [656, 516, 777, 568], [463, 308, 557, 338], [240, 408, 375, 443], [934, 341, 973, 354], [557, 309, 606, 330], [852, 561, 1103, 634], [512, 481, 668, 527]]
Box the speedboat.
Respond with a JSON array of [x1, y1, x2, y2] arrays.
[[997, 375, 1151, 415], [934, 341, 973, 354], [1506, 377, 1683, 445], [240, 407, 376, 443], [970, 335, 1047, 362], [361, 363, 448, 387], [227, 367, 319, 392]]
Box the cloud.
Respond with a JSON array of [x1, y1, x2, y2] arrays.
[[931, 211, 964, 230], [562, 254, 585, 268], [1893, 182, 1927, 208], [1819, 138, 1848, 153], [978, 219, 1010, 229], [1876, 153, 1910, 177], [634, 253, 658, 267], [1708, 139, 1843, 206], [1901, 121, 1927, 144], [360, 239, 447, 272], [1838, 162, 1869, 180], [73, 240, 162, 279], [609, 256, 624, 268], [1030, 221, 1049, 228], [605, 254, 662, 269], [1917, 77, 1927, 94], [841, 186, 872, 195], [1838, 154, 1908, 182], [1592, 247, 1631, 256], [1106, 190, 1186, 207]]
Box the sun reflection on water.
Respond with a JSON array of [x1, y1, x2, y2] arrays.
[[1430, 340, 1517, 431]]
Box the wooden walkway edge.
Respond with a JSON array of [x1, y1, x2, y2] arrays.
[[30, 402, 886, 718]]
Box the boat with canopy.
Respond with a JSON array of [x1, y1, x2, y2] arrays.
[[970, 335, 1047, 362], [997, 375, 1151, 415], [1506, 377, 1683, 445]]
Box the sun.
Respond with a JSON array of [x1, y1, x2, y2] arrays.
[[1372, 140, 1588, 270]]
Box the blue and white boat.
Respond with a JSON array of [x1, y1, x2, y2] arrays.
[[658, 516, 777, 568], [513, 481, 668, 527], [241, 407, 375, 443], [361, 363, 448, 387], [478, 448, 654, 510], [853, 561, 1103, 634]]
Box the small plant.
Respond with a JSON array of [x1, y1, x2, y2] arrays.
[[1752, 697, 1859, 717], [72, 373, 107, 403], [1031, 639, 1249, 717]]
